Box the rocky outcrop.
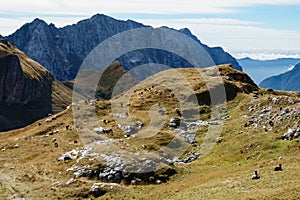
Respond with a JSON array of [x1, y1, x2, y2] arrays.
[[0, 40, 72, 131], [5, 14, 242, 81], [194, 65, 259, 105]]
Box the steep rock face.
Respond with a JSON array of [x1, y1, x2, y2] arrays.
[[6, 19, 69, 80], [5, 14, 242, 81], [6, 15, 145, 81], [0, 40, 72, 131], [260, 63, 300, 91], [0, 40, 53, 105]]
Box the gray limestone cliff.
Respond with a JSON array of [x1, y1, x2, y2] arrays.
[[5, 14, 242, 81]]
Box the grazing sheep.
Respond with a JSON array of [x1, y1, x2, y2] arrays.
[[53, 129, 59, 134], [64, 155, 72, 162], [252, 171, 260, 180], [138, 96, 144, 101], [101, 119, 109, 124], [66, 125, 71, 130], [94, 127, 112, 134], [169, 117, 181, 128], [54, 142, 58, 148], [274, 164, 282, 171], [170, 92, 175, 98], [175, 108, 182, 117]]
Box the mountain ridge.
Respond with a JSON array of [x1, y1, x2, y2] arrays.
[[4, 14, 242, 81], [260, 63, 300, 91]]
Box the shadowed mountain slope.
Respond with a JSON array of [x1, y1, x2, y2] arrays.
[[0, 40, 72, 131], [260, 63, 300, 91]]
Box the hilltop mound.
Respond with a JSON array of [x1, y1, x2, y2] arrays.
[[0, 64, 299, 199], [0, 40, 72, 131]]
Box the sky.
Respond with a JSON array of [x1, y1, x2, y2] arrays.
[[1, 0, 300, 60]]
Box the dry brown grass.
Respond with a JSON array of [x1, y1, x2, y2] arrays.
[[0, 66, 299, 199]]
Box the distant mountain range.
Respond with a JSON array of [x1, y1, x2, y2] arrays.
[[238, 57, 300, 84], [2, 14, 242, 81], [260, 63, 300, 91], [0, 40, 72, 131]]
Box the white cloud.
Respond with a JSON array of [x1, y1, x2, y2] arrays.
[[1, 0, 300, 16], [174, 18, 260, 26], [0, 16, 86, 36], [137, 18, 300, 52], [233, 52, 300, 60], [0, 18, 27, 36]]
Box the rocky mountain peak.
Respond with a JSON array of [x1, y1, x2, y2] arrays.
[[31, 18, 47, 25], [179, 27, 200, 41], [5, 14, 242, 81], [15, 18, 50, 35], [90, 13, 114, 21], [293, 63, 300, 71]]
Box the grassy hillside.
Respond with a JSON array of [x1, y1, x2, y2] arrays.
[[0, 65, 299, 199]]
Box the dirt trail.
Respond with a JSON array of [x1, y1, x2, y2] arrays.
[[0, 173, 25, 200]]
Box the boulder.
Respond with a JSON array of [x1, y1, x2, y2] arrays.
[[93, 127, 112, 134], [90, 183, 107, 198], [283, 128, 296, 140]]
